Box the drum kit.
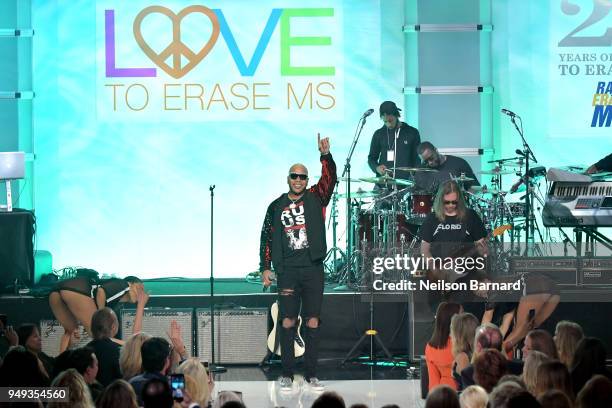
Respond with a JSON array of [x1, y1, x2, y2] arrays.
[[325, 159, 529, 286]]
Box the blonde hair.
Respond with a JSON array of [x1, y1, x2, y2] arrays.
[[48, 368, 94, 408], [119, 332, 151, 379], [450, 313, 479, 358], [522, 350, 551, 395], [459, 385, 488, 408], [555, 320, 584, 367], [433, 180, 468, 222], [175, 358, 211, 406], [534, 361, 574, 401]]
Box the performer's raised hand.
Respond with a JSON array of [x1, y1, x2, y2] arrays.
[[318, 132, 330, 155]]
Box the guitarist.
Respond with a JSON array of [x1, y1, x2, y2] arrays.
[[419, 180, 489, 286], [259, 134, 336, 392]]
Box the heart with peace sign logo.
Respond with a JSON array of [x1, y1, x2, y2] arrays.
[[133, 5, 220, 79]]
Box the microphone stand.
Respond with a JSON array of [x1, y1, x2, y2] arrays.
[[338, 113, 369, 290], [208, 185, 226, 373], [509, 114, 538, 255]]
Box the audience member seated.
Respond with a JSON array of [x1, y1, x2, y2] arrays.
[[0, 345, 49, 387], [129, 337, 173, 406], [537, 389, 572, 408], [425, 302, 462, 391], [142, 377, 173, 408], [504, 391, 540, 408], [17, 323, 55, 378], [459, 324, 522, 390], [473, 349, 507, 393], [534, 361, 574, 402], [522, 351, 552, 395], [450, 313, 478, 388], [574, 374, 612, 408], [522, 329, 558, 360], [51, 349, 75, 380], [569, 336, 612, 395], [48, 368, 95, 408], [311, 391, 346, 408], [424, 385, 460, 408], [175, 357, 213, 407], [213, 391, 243, 408], [488, 381, 523, 408], [218, 401, 246, 408], [96, 379, 139, 408], [458, 385, 488, 408], [0, 316, 18, 359], [553, 320, 583, 368], [497, 374, 526, 390], [86, 307, 122, 386], [120, 332, 151, 379], [69, 346, 104, 402]]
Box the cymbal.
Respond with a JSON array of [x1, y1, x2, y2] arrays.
[[471, 186, 507, 195], [359, 176, 414, 186], [337, 190, 379, 199], [338, 177, 364, 182], [391, 167, 438, 173], [451, 175, 476, 183], [479, 168, 515, 175]]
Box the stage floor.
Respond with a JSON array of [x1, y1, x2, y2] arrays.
[[214, 378, 424, 408]]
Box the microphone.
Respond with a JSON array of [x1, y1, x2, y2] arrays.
[[515, 149, 526, 157], [501, 108, 517, 117], [362, 108, 374, 118]]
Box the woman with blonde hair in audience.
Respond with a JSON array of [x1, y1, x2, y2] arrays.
[[48, 368, 95, 408], [522, 350, 551, 395], [425, 302, 462, 391], [175, 357, 213, 407], [96, 379, 138, 408], [119, 332, 151, 380], [449, 313, 479, 387], [534, 361, 574, 402], [459, 385, 488, 408], [554, 320, 583, 367]]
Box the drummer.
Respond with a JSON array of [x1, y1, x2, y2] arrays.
[[367, 101, 421, 182], [414, 141, 480, 193]]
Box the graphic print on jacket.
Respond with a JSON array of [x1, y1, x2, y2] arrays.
[[281, 201, 309, 250]]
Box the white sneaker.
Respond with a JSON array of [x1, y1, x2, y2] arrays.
[[279, 376, 293, 392], [306, 377, 324, 392]]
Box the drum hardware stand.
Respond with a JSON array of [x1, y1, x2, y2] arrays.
[[340, 111, 371, 289], [325, 189, 346, 280], [341, 237, 394, 366]]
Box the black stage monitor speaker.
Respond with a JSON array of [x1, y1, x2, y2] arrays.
[[196, 308, 268, 364], [0, 209, 35, 292], [40, 320, 93, 357], [121, 308, 193, 357]]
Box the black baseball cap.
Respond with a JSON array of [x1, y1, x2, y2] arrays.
[[379, 101, 401, 116]]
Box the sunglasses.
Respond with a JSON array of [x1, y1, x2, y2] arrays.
[[289, 173, 308, 180], [444, 200, 458, 205]]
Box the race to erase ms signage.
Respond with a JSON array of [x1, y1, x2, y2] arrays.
[[95, 1, 344, 121]]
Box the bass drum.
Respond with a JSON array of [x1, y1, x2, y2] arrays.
[[405, 192, 434, 225], [358, 210, 416, 245]]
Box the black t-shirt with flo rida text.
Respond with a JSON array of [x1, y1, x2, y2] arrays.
[[279, 195, 311, 266], [418, 209, 487, 258]]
